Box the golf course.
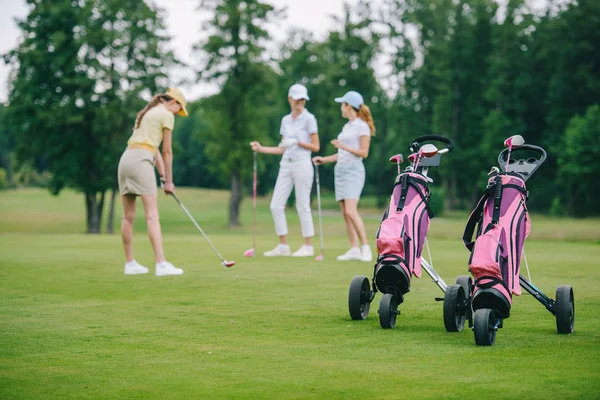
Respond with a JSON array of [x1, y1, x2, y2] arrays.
[[1, 187, 599, 399]]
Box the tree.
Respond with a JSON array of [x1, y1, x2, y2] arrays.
[[195, 0, 280, 227], [556, 105, 600, 216], [4, 0, 174, 232]]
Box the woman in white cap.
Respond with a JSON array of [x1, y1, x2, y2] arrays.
[[312, 90, 375, 262], [118, 88, 188, 276], [250, 84, 320, 257]]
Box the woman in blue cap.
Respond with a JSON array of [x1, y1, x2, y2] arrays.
[[312, 91, 375, 262], [250, 84, 320, 257]]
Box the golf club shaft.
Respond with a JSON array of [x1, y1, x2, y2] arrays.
[[315, 165, 324, 254], [252, 151, 257, 250], [170, 192, 227, 262]]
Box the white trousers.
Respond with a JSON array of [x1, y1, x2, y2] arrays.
[[270, 157, 315, 238]]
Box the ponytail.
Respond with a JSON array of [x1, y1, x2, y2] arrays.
[[133, 94, 173, 129], [357, 104, 376, 136]]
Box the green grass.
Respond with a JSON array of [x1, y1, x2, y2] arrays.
[[1, 188, 599, 399]]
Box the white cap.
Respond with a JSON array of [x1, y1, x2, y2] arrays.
[[288, 84, 310, 101], [334, 91, 364, 109]]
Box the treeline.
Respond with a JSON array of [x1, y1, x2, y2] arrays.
[[1, 0, 598, 233]]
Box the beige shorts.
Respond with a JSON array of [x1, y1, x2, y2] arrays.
[[118, 149, 157, 196]]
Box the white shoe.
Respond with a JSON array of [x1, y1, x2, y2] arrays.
[[155, 261, 184, 276], [292, 245, 314, 257], [124, 260, 148, 275], [336, 247, 362, 261], [361, 245, 373, 262], [264, 244, 291, 257]]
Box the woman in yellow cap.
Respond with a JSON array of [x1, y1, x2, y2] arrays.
[[118, 88, 188, 276]]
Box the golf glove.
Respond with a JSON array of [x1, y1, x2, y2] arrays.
[[278, 138, 298, 149]]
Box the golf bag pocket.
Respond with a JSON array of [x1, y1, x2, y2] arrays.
[[469, 225, 512, 315], [376, 214, 409, 258]]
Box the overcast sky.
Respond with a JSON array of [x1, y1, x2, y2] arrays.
[[0, 0, 347, 103]]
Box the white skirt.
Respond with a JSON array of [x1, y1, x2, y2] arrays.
[[334, 161, 365, 202]]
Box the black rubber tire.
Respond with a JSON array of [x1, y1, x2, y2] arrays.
[[555, 285, 575, 334], [379, 293, 398, 329], [456, 275, 473, 327], [474, 308, 496, 346], [443, 284, 466, 332], [348, 276, 371, 320]]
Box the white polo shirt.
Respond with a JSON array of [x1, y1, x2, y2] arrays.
[[280, 109, 318, 160], [337, 118, 371, 163]]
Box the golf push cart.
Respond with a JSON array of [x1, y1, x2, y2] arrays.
[[443, 135, 575, 345], [348, 135, 468, 329]]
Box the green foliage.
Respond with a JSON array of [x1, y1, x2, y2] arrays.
[[0, 168, 6, 190], [556, 104, 600, 216], [195, 0, 282, 226], [4, 0, 175, 232], [429, 186, 446, 217]]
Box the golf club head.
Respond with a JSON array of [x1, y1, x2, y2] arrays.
[[408, 153, 417, 163], [504, 135, 525, 149], [388, 154, 403, 165], [315, 254, 324, 261], [243, 248, 255, 257], [222, 260, 235, 268], [419, 143, 439, 158], [488, 166, 500, 175]]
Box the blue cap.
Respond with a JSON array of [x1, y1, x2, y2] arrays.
[[334, 91, 364, 109]]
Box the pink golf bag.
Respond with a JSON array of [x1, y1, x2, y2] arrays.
[[375, 172, 433, 301], [463, 173, 530, 319]]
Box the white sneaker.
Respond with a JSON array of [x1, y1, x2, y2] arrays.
[[155, 261, 184, 276], [336, 247, 362, 261], [264, 244, 291, 257], [361, 245, 373, 262], [124, 260, 148, 275], [292, 245, 314, 257]]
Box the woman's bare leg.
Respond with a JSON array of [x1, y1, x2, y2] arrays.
[[341, 199, 368, 246], [121, 195, 137, 262], [339, 200, 360, 248], [141, 194, 166, 263]]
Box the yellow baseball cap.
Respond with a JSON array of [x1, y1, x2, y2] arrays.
[[165, 87, 188, 117]]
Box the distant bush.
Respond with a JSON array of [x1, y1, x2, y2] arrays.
[[0, 168, 6, 190], [13, 163, 51, 188], [429, 186, 445, 217]]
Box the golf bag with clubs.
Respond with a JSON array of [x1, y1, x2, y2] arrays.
[[443, 136, 575, 345], [348, 135, 459, 329]]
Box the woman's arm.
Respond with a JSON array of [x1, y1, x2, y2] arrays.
[[162, 128, 175, 193], [250, 141, 285, 155], [155, 150, 166, 181], [312, 153, 338, 165], [331, 136, 371, 159], [297, 133, 320, 153]]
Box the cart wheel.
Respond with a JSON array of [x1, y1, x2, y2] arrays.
[[348, 276, 371, 320], [456, 275, 473, 327], [473, 308, 497, 346], [555, 285, 575, 334], [379, 293, 398, 329], [443, 284, 466, 332]]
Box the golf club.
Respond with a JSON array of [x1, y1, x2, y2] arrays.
[[315, 164, 324, 261], [170, 192, 235, 268], [503, 135, 525, 172], [413, 143, 439, 170], [244, 151, 257, 257], [389, 154, 403, 175]]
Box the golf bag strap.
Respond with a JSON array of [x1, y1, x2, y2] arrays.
[[475, 275, 510, 293], [395, 175, 434, 218], [396, 174, 409, 211], [463, 192, 491, 252], [492, 176, 502, 225]]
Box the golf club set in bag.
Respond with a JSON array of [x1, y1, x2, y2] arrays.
[[348, 134, 575, 346]]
